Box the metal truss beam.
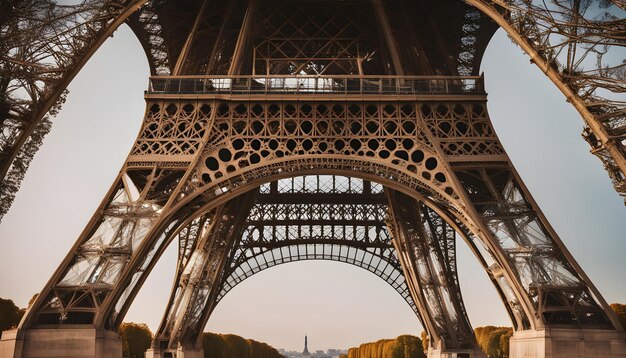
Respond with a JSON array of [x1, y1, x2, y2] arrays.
[[452, 165, 616, 329], [465, 0, 626, 202], [154, 191, 257, 350], [0, 0, 151, 221], [125, 2, 171, 76], [21, 168, 185, 328], [217, 195, 414, 311], [386, 189, 477, 351], [2, 0, 624, 227], [17, 89, 622, 357], [153, 176, 420, 350]]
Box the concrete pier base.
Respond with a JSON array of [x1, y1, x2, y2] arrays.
[[175, 346, 203, 358], [0, 327, 121, 358], [145, 348, 175, 358], [509, 328, 626, 358], [427, 347, 486, 358], [145, 346, 203, 358], [145, 348, 167, 358]]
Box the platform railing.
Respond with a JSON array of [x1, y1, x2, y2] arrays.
[[147, 75, 485, 95]]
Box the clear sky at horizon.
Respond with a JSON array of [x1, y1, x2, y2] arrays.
[[0, 23, 625, 352]]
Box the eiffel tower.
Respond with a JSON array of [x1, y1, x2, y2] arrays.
[[1, 1, 625, 358], [303, 335, 310, 356]]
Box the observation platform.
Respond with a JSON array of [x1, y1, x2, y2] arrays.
[[145, 75, 486, 100]]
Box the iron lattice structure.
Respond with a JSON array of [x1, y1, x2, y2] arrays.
[[2, 0, 625, 356], [1, 0, 625, 222]]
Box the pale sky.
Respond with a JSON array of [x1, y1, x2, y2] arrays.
[[0, 25, 625, 352]]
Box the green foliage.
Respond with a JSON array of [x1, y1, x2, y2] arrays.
[[0, 0, 69, 222], [386, 335, 423, 358], [344, 335, 426, 358], [474, 326, 513, 358], [0, 298, 24, 337], [201, 332, 282, 358], [499, 330, 513, 358], [119, 322, 152, 358], [611, 303, 626, 330], [0, 117, 54, 223], [420, 331, 428, 352]]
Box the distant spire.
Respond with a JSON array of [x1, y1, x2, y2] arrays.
[[302, 334, 310, 356]]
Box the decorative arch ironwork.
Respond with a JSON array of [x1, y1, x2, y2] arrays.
[[2, 0, 624, 224], [215, 177, 416, 312], [150, 175, 479, 351]]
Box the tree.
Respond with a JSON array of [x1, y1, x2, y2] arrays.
[[201, 332, 282, 358], [474, 326, 513, 358], [0, 298, 23, 337], [485, 329, 508, 358], [499, 329, 513, 358], [611, 303, 626, 330], [420, 331, 428, 352], [345, 335, 426, 358], [119, 322, 152, 358], [386, 335, 424, 358]]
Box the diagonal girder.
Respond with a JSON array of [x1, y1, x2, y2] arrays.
[[465, 0, 626, 202], [386, 189, 478, 351], [24, 168, 184, 327], [154, 191, 257, 350], [453, 166, 614, 328], [0, 0, 153, 222]]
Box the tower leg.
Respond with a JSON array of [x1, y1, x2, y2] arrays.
[[152, 191, 257, 353], [386, 190, 483, 356]]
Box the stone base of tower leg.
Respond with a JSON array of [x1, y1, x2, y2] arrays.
[[1, 329, 22, 358], [175, 346, 203, 358], [509, 328, 626, 358], [427, 347, 486, 358], [0, 327, 121, 358], [145, 346, 203, 358], [145, 348, 168, 358]]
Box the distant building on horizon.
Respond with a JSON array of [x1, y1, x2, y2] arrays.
[[278, 335, 345, 357], [302, 335, 310, 356]]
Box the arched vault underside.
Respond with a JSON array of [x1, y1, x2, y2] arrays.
[[215, 179, 413, 307], [153, 176, 446, 352]]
